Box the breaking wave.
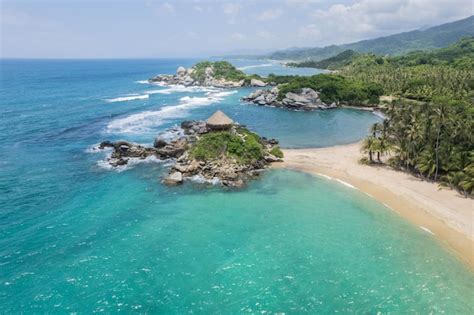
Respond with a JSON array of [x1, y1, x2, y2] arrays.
[[105, 94, 149, 103], [146, 84, 220, 95], [106, 90, 237, 134]]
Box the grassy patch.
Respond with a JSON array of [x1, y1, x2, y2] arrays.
[[190, 130, 265, 164], [270, 146, 284, 158]]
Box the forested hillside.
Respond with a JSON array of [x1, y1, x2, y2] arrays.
[[268, 16, 473, 61]]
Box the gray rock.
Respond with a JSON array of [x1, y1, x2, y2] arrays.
[[285, 92, 310, 103], [250, 78, 266, 87], [163, 172, 183, 185], [99, 141, 114, 149], [174, 164, 188, 173], [176, 66, 186, 76], [153, 138, 167, 149], [264, 154, 283, 163]]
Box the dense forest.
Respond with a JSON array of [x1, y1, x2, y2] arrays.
[[361, 98, 473, 195], [289, 37, 474, 103], [287, 50, 359, 70], [348, 38, 474, 195]]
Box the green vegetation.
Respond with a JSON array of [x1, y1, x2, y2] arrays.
[[389, 37, 474, 69], [270, 146, 284, 158], [190, 129, 265, 164], [288, 50, 359, 70], [267, 16, 474, 61], [190, 61, 247, 83], [362, 98, 473, 196], [332, 38, 474, 102], [267, 74, 383, 105]]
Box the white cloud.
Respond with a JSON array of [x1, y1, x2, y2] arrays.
[[298, 24, 321, 39], [161, 2, 175, 13], [285, 0, 322, 6], [306, 0, 472, 45], [256, 30, 277, 39], [0, 9, 29, 27], [193, 5, 204, 12], [223, 3, 241, 15], [257, 9, 283, 21], [230, 32, 246, 41]]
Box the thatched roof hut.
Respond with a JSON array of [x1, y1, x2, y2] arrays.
[[206, 110, 234, 130]]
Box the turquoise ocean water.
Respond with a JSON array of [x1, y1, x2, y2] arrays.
[[0, 59, 472, 313]]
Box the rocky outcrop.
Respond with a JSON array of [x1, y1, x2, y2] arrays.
[[97, 118, 282, 188], [149, 65, 245, 88], [250, 78, 267, 87], [163, 171, 183, 185], [243, 87, 338, 111], [99, 138, 189, 167]]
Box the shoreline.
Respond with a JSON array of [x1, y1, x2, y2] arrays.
[[276, 142, 474, 269]]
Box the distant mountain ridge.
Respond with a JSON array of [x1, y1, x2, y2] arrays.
[[267, 15, 474, 61]]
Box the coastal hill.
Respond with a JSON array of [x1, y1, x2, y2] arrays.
[[288, 36, 474, 70], [266, 15, 474, 61], [292, 37, 474, 70]]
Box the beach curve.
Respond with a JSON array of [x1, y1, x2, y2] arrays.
[[276, 142, 474, 269]]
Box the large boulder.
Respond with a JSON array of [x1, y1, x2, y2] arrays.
[[153, 138, 167, 149], [176, 66, 186, 76], [163, 172, 183, 185], [99, 140, 114, 149], [285, 92, 310, 103], [250, 79, 267, 87]]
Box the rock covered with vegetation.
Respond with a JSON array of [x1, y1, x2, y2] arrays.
[[171, 124, 282, 187], [97, 112, 283, 188], [149, 61, 268, 88], [243, 73, 383, 109]]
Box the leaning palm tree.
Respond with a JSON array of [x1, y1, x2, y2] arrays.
[[361, 136, 377, 163]]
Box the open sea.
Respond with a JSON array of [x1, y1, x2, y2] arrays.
[[0, 59, 473, 313]]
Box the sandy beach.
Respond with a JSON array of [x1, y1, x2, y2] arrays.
[[278, 143, 474, 268]]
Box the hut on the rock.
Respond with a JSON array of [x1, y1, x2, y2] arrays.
[[206, 110, 234, 130]]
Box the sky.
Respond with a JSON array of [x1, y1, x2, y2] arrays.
[[1, 0, 472, 58]]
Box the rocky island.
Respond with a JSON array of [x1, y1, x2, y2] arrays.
[[149, 61, 268, 88], [98, 111, 283, 187]]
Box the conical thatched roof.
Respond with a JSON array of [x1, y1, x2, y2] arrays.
[[206, 110, 234, 128]]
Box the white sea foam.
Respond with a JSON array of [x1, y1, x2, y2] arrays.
[[187, 175, 220, 185], [335, 179, 358, 190], [97, 155, 163, 172], [105, 94, 149, 103], [135, 80, 150, 84], [419, 226, 435, 235], [85, 144, 106, 153], [238, 63, 273, 70], [314, 172, 332, 180], [147, 85, 219, 95], [107, 90, 237, 134]]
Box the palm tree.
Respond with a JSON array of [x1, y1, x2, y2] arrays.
[[362, 136, 377, 163]]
